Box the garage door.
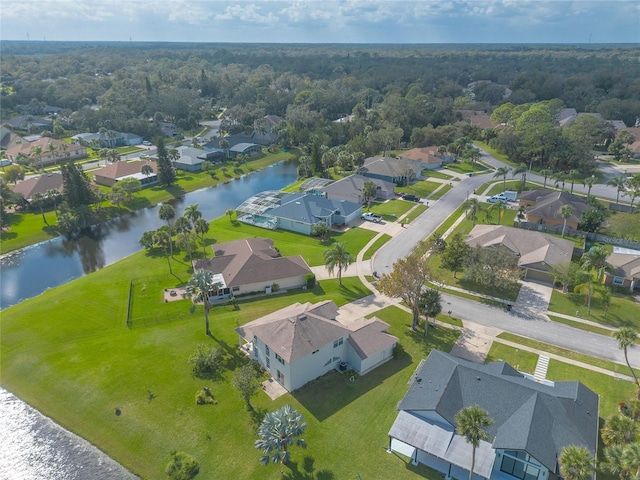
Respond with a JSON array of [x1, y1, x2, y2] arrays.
[[525, 269, 553, 284]]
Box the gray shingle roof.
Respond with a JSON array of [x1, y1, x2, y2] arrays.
[[466, 225, 574, 270], [524, 191, 589, 223], [321, 174, 394, 202], [267, 192, 361, 224], [397, 350, 599, 472], [359, 156, 422, 179], [606, 253, 640, 279]]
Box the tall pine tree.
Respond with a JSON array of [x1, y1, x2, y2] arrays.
[[155, 137, 175, 187], [60, 164, 94, 207]]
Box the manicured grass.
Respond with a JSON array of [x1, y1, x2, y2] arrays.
[[496, 332, 640, 380], [1, 250, 458, 480], [443, 162, 488, 174], [548, 289, 640, 329], [280, 178, 305, 192], [396, 180, 442, 199], [0, 209, 60, 253], [473, 141, 516, 166], [547, 314, 615, 337], [117, 146, 145, 155], [367, 198, 413, 220], [422, 170, 455, 180], [426, 280, 509, 307], [485, 343, 539, 374], [362, 234, 392, 261], [207, 217, 376, 267], [429, 183, 452, 200], [484, 180, 539, 197]]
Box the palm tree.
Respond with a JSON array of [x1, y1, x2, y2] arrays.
[[461, 198, 481, 225], [46, 141, 57, 165], [361, 180, 377, 209], [603, 443, 640, 480], [488, 201, 506, 225], [582, 244, 610, 282], [194, 218, 210, 256], [183, 204, 202, 228], [168, 148, 180, 167], [255, 405, 307, 466], [583, 176, 596, 198], [567, 169, 581, 194], [46, 188, 62, 212], [324, 241, 353, 286], [554, 172, 568, 192], [141, 164, 153, 180], [454, 405, 493, 480], [493, 166, 511, 191], [539, 168, 555, 189], [512, 162, 528, 190], [614, 327, 639, 383], [558, 205, 576, 237], [298, 155, 311, 177], [226, 209, 235, 222], [174, 216, 194, 263], [219, 139, 229, 160], [418, 288, 442, 336], [185, 269, 221, 336], [30, 192, 48, 225], [152, 226, 172, 274], [558, 445, 596, 480], [601, 414, 637, 446], [608, 175, 628, 204], [158, 204, 175, 257], [29, 145, 43, 170]]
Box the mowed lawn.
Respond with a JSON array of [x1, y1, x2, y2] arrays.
[[1, 247, 459, 479]]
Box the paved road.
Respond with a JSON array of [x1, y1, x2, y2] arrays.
[[372, 149, 639, 368]]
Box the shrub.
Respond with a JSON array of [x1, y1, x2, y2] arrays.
[[188, 344, 223, 378], [392, 343, 405, 359], [165, 450, 199, 480], [271, 283, 280, 292], [195, 386, 216, 405], [304, 273, 316, 289]]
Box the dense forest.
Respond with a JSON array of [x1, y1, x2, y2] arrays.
[[1, 42, 639, 169]]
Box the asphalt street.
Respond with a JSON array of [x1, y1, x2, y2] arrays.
[[372, 149, 640, 369]]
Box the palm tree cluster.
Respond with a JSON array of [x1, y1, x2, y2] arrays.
[[600, 392, 640, 480], [608, 173, 640, 206], [255, 405, 307, 466]]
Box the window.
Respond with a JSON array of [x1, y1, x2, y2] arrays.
[[613, 276, 625, 286], [500, 451, 541, 480], [232, 286, 240, 292], [266, 357, 270, 368], [312, 349, 319, 355], [275, 353, 285, 365], [265, 345, 270, 356], [333, 338, 344, 348]]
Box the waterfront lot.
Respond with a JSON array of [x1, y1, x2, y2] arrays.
[[1, 249, 458, 479]]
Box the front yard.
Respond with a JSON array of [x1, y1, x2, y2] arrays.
[[548, 288, 640, 329]]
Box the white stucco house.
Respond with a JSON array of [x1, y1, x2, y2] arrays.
[[235, 300, 398, 392]]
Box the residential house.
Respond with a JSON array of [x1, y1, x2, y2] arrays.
[[388, 350, 599, 480], [0, 126, 25, 150], [171, 146, 221, 172], [555, 108, 578, 127], [4, 115, 52, 131], [261, 114, 283, 131], [454, 110, 495, 130], [228, 142, 262, 158], [192, 238, 313, 298], [466, 225, 574, 283], [92, 160, 158, 187], [5, 138, 87, 167], [234, 300, 398, 391], [604, 251, 640, 291], [11, 172, 64, 202], [321, 174, 395, 204], [263, 192, 362, 235], [209, 131, 277, 150], [358, 156, 423, 185], [71, 131, 143, 148], [519, 190, 589, 232], [158, 121, 178, 137], [606, 120, 627, 132], [400, 147, 446, 170]]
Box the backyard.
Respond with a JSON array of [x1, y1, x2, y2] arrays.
[[0, 247, 460, 480]]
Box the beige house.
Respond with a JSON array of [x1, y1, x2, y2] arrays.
[[5, 138, 87, 167], [358, 156, 423, 185], [93, 160, 158, 187], [604, 252, 640, 291], [466, 225, 574, 283], [399, 148, 444, 170], [192, 238, 312, 297], [235, 300, 398, 391], [519, 190, 589, 231]]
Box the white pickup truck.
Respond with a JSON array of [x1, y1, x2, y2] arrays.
[[361, 212, 382, 223]]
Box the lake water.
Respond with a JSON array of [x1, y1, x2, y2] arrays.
[[0, 161, 298, 479], [0, 161, 298, 309]]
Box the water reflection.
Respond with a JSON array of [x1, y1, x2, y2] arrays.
[[0, 161, 298, 309]]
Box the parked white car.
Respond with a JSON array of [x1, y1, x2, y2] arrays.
[[361, 212, 382, 223], [487, 194, 508, 203]]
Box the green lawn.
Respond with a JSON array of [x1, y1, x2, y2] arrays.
[[362, 234, 392, 261], [443, 162, 489, 174], [485, 343, 539, 375], [548, 289, 640, 329], [0, 209, 60, 253], [473, 141, 517, 166], [1, 250, 459, 480], [429, 183, 452, 200], [484, 180, 540, 197], [396, 180, 442, 199], [367, 198, 413, 219], [208, 217, 376, 267], [422, 169, 455, 180]]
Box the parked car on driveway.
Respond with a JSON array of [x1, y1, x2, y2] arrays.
[[361, 212, 382, 223], [402, 194, 420, 202], [487, 194, 508, 203], [142, 141, 152, 146]]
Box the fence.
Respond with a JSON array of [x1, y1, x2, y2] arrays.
[[586, 233, 640, 250]]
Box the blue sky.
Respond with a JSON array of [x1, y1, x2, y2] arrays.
[[1, 0, 638, 44]]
